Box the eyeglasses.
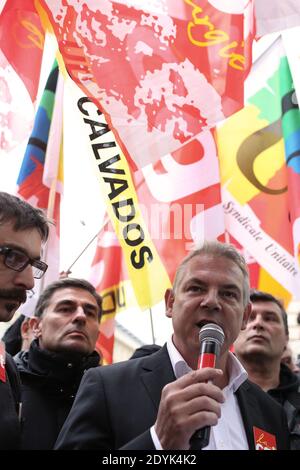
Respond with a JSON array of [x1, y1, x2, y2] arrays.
[[0, 246, 48, 279]]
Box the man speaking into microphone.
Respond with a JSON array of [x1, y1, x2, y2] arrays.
[[55, 241, 289, 450]]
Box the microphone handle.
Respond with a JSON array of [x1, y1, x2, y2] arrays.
[[189, 426, 210, 450], [189, 340, 220, 450]]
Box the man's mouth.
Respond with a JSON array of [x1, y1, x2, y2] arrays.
[[196, 320, 218, 330], [248, 335, 267, 342], [67, 331, 87, 339], [0, 289, 27, 305]]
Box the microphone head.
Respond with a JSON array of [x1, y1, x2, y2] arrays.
[[199, 323, 225, 347]]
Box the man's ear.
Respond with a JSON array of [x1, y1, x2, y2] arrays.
[[20, 318, 30, 340], [29, 317, 42, 339], [165, 288, 175, 319], [241, 302, 252, 330]]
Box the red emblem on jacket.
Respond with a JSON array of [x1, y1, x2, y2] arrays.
[[253, 426, 277, 450]]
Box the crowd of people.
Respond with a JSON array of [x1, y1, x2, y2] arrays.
[[1, 191, 299, 450]]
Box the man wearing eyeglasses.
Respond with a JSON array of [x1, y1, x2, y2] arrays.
[[0, 191, 49, 449]]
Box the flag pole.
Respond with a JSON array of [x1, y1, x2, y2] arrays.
[[39, 177, 58, 292], [149, 307, 156, 344], [65, 214, 109, 274], [65, 230, 100, 274]]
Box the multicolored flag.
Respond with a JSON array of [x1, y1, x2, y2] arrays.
[[38, 0, 254, 170], [282, 28, 300, 105], [17, 59, 63, 293], [279, 49, 300, 278], [217, 36, 300, 304], [0, 0, 45, 102]]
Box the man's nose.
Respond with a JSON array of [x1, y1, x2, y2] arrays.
[[13, 265, 35, 290], [200, 289, 221, 310], [250, 314, 264, 330], [72, 306, 87, 322]]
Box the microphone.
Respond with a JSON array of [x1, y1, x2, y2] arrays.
[[189, 323, 225, 450]]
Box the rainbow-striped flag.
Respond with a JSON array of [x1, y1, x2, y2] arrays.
[[17, 59, 63, 290]]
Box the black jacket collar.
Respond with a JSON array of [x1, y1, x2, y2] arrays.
[[15, 339, 100, 388]]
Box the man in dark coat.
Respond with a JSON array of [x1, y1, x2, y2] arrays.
[[235, 289, 300, 449], [0, 191, 49, 449], [14, 277, 102, 450], [55, 241, 290, 450], [2, 314, 25, 356]]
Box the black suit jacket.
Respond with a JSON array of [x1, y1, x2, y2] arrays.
[[55, 345, 289, 450]]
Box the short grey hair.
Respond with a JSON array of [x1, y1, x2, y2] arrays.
[[173, 241, 250, 306]]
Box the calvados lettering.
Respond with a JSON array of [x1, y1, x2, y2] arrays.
[[83, 118, 111, 140], [112, 199, 135, 223], [184, 0, 245, 70], [77, 96, 153, 270], [104, 176, 129, 201], [94, 154, 124, 172]]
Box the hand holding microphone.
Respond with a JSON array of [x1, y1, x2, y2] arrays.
[[154, 323, 225, 450], [189, 323, 225, 450]]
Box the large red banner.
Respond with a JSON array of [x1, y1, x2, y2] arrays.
[[39, 0, 254, 169]]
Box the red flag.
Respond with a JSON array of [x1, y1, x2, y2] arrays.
[[89, 222, 132, 364], [0, 0, 45, 101], [133, 133, 225, 283], [39, 0, 254, 169], [0, 50, 34, 152]]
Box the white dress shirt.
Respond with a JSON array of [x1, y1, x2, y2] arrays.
[[150, 338, 249, 450]]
